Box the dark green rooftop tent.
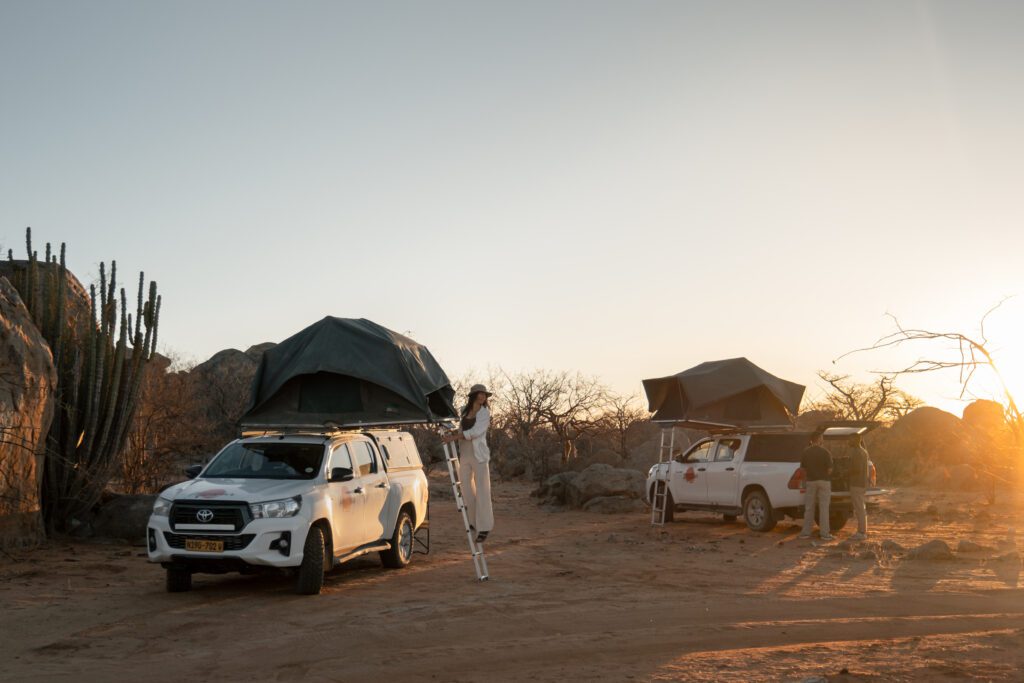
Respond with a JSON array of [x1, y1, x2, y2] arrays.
[[642, 357, 805, 429], [240, 317, 457, 430]]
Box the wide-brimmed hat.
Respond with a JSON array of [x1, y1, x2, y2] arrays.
[[469, 384, 493, 397]]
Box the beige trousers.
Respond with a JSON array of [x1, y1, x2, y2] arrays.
[[801, 480, 831, 537], [850, 486, 867, 535], [459, 453, 494, 533]]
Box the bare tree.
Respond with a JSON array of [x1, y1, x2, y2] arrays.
[[118, 354, 212, 493], [809, 372, 922, 425], [836, 301, 1023, 434], [599, 393, 648, 459]]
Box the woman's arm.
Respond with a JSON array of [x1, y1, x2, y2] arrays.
[[462, 407, 490, 440]]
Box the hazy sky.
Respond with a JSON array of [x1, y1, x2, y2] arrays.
[[3, 1, 1024, 413]]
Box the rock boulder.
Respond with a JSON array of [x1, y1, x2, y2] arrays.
[[91, 494, 157, 542], [907, 539, 954, 561], [564, 463, 645, 508], [0, 276, 56, 547]]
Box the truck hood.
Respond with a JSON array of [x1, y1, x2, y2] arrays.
[[162, 477, 314, 503]]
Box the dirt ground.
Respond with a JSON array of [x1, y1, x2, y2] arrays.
[[3, 474, 1024, 683]]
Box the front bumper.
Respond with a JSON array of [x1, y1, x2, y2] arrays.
[[146, 513, 311, 569]]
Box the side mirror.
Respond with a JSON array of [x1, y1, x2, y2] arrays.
[[184, 464, 203, 479], [330, 467, 354, 483]]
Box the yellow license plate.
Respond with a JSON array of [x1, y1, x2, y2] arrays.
[[185, 539, 224, 552]]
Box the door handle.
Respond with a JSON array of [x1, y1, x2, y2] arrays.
[[376, 482, 389, 489], [697, 467, 707, 472], [725, 467, 735, 471], [353, 486, 365, 494]]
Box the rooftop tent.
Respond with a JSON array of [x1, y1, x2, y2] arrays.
[[240, 317, 457, 430], [642, 357, 805, 429]]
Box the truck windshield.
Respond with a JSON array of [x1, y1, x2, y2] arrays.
[[203, 442, 325, 480]]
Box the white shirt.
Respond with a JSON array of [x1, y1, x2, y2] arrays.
[[461, 406, 491, 464]]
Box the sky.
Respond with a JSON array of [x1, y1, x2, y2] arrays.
[[2, 1, 1024, 414]]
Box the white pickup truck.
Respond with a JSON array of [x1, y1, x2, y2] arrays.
[[147, 429, 428, 595], [646, 426, 881, 532]]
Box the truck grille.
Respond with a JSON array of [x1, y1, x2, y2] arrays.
[[170, 501, 250, 532], [163, 532, 256, 551]]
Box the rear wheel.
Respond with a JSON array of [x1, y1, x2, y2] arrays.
[[295, 526, 325, 595], [166, 566, 192, 592], [381, 511, 414, 569], [743, 490, 777, 532], [826, 510, 849, 533]]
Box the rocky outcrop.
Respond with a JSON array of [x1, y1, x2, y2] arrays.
[[536, 464, 645, 510], [0, 261, 92, 342], [907, 539, 954, 561], [186, 343, 275, 448], [0, 276, 56, 547], [91, 493, 157, 542], [866, 407, 976, 485], [565, 464, 645, 508], [963, 399, 1007, 433]]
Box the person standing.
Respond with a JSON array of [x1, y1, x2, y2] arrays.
[[799, 432, 833, 541], [848, 434, 870, 540], [445, 384, 494, 544]]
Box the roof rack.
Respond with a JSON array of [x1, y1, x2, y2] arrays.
[[238, 417, 457, 438], [651, 419, 795, 435]]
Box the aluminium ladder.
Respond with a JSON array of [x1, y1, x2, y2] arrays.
[[650, 426, 676, 526], [440, 429, 490, 581]]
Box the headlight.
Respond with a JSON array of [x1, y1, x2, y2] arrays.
[[152, 496, 173, 517], [249, 496, 302, 519]]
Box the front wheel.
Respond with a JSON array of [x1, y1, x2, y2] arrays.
[[381, 511, 414, 569], [166, 566, 192, 593], [743, 490, 777, 532], [295, 525, 326, 595]]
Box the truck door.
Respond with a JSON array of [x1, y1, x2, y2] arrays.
[[327, 444, 365, 552], [704, 437, 742, 506], [671, 440, 714, 504], [351, 440, 389, 541]]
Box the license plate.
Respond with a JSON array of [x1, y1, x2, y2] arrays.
[[185, 539, 224, 552]]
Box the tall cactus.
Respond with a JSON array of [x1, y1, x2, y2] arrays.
[[4, 227, 161, 531]]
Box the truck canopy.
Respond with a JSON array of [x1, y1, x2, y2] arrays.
[[240, 317, 457, 430], [643, 358, 805, 428]]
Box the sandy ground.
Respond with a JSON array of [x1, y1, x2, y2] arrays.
[[3, 475, 1024, 683]]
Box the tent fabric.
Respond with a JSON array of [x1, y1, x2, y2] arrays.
[[240, 317, 456, 429], [642, 358, 805, 428]]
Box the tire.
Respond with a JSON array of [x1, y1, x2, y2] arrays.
[[381, 510, 414, 569], [166, 566, 192, 593], [827, 510, 849, 533], [743, 490, 777, 532], [295, 525, 326, 595], [650, 483, 674, 523], [723, 514, 737, 523]]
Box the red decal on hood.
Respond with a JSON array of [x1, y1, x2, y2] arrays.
[[197, 488, 228, 498]]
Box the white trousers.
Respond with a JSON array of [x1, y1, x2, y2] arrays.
[[801, 480, 831, 537], [459, 454, 494, 533], [850, 486, 867, 535]]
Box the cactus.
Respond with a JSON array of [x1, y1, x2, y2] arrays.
[[4, 228, 161, 531]]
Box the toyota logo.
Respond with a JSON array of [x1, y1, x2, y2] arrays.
[[196, 509, 215, 523]]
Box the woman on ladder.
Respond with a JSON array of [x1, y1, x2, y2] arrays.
[[446, 384, 494, 544]]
